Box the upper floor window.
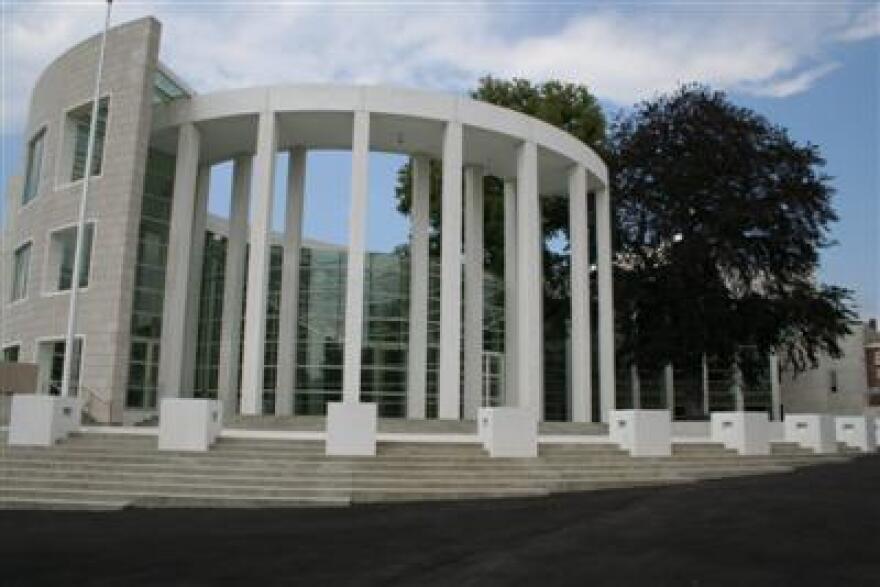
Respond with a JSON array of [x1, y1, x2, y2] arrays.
[[2, 345, 20, 362], [66, 97, 109, 182], [49, 224, 95, 292], [829, 369, 838, 394], [11, 243, 32, 302], [22, 128, 46, 205]]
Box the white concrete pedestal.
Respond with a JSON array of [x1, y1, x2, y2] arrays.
[[158, 398, 222, 452], [609, 409, 672, 457], [835, 416, 876, 452], [784, 414, 837, 454], [7, 395, 81, 446], [326, 401, 377, 456], [711, 411, 770, 455], [478, 407, 537, 458]]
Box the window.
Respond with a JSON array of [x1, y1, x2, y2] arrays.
[[11, 243, 31, 302], [153, 70, 188, 104], [51, 224, 95, 291], [874, 351, 880, 366], [22, 129, 45, 205], [829, 369, 838, 394], [67, 97, 109, 182], [2, 345, 20, 362]]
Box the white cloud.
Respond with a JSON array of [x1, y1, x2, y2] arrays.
[[836, 4, 880, 42], [743, 62, 842, 98], [1, 1, 876, 134]]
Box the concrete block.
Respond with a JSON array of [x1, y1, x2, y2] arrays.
[[326, 401, 377, 456], [672, 421, 709, 438], [609, 409, 672, 457], [8, 394, 81, 446], [478, 407, 537, 458], [158, 398, 222, 452], [784, 414, 837, 454], [835, 416, 876, 452], [768, 421, 785, 443], [711, 411, 770, 455]]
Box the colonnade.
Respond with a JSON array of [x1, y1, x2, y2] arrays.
[[156, 109, 616, 422]]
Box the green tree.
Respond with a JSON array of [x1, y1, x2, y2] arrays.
[[608, 84, 854, 386]]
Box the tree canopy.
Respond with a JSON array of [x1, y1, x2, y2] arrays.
[[609, 84, 854, 381], [394, 76, 606, 277], [392, 77, 853, 389]]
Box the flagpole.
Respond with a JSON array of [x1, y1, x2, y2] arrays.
[[60, 0, 113, 399]]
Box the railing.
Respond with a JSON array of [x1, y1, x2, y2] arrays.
[[80, 386, 114, 423]]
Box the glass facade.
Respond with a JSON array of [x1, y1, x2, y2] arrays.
[[153, 70, 188, 104], [11, 243, 31, 302], [182, 236, 506, 418], [295, 247, 346, 414], [70, 97, 109, 182], [193, 233, 227, 399], [22, 128, 44, 205], [126, 150, 174, 409], [55, 224, 95, 290]]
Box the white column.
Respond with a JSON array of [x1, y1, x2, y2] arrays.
[[275, 148, 306, 416], [631, 363, 641, 409], [568, 165, 591, 422], [769, 352, 781, 421], [503, 179, 517, 407], [158, 123, 200, 399], [463, 165, 484, 419], [406, 155, 430, 419], [239, 111, 277, 415], [217, 156, 251, 417], [516, 141, 542, 421], [665, 363, 675, 415], [595, 184, 615, 422], [180, 165, 210, 395], [733, 360, 745, 412], [341, 110, 370, 404], [438, 121, 463, 419], [702, 353, 710, 416]]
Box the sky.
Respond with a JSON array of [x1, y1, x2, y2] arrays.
[[1, 0, 878, 317]]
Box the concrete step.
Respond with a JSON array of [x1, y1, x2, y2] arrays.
[[1, 469, 704, 492], [0, 447, 849, 468], [0, 483, 547, 505], [0, 496, 131, 511], [1, 431, 856, 509], [0, 458, 845, 484], [0, 487, 350, 508], [4, 447, 831, 469]]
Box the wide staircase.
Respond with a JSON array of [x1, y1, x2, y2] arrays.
[[0, 432, 857, 510]]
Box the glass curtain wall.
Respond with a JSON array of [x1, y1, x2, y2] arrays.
[[295, 247, 346, 414], [193, 232, 227, 399], [126, 149, 174, 409]]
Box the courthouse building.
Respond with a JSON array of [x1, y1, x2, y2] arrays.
[[1, 17, 616, 425]]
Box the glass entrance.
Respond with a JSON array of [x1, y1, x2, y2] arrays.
[[482, 351, 505, 407], [127, 338, 160, 409]]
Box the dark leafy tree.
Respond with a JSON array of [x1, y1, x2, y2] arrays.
[[609, 84, 855, 386]]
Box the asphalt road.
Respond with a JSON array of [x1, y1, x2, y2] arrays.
[[2, 455, 879, 586]]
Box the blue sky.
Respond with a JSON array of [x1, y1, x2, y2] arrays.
[[1, 1, 877, 317]]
